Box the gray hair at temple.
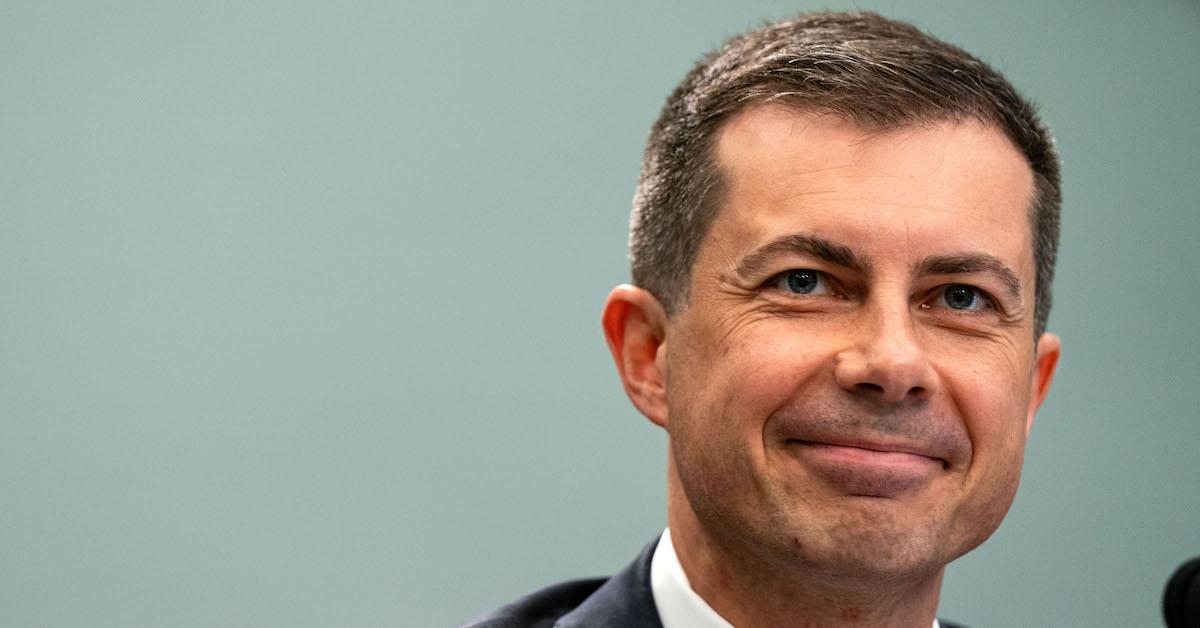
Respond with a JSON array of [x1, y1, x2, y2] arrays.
[[629, 11, 1061, 338]]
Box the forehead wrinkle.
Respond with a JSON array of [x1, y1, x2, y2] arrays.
[[914, 254, 1023, 300]]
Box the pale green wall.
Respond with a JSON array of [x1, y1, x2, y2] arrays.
[[3, 2, 1198, 626]]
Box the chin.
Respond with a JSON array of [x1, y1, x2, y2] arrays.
[[772, 504, 957, 581]]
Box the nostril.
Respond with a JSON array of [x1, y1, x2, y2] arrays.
[[851, 382, 928, 400]]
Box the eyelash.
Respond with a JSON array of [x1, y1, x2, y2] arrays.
[[922, 284, 995, 313], [767, 269, 836, 297], [763, 269, 998, 314]]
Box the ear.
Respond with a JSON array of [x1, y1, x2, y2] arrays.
[[1025, 332, 1061, 437], [602, 284, 669, 428]]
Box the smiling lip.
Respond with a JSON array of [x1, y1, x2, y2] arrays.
[[785, 439, 945, 497]]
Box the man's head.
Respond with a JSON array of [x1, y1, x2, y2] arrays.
[[602, 10, 1062, 603], [629, 11, 1060, 338]]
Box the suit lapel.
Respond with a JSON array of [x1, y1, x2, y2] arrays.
[[555, 536, 664, 628]]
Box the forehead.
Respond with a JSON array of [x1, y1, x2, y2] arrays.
[[707, 106, 1036, 273]]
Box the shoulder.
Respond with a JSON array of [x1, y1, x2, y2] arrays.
[[459, 577, 607, 628], [461, 536, 663, 628]]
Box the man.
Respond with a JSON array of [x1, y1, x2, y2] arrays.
[[466, 11, 1061, 628]]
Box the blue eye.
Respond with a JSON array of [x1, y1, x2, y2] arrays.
[[941, 284, 986, 311], [774, 269, 830, 295]]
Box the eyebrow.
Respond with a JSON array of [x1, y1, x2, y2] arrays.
[[729, 233, 1023, 300], [730, 234, 870, 280], [915, 254, 1022, 300]]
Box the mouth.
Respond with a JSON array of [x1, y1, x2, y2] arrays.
[[783, 439, 947, 497]]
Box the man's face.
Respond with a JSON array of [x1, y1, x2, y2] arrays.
[[661, 106, 1059, 578]]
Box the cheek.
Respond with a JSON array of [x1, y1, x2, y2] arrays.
[[692, 325, 834, 450], [960, 382, 1028, 446], [669, 317, 831, 442], [935, 338, 1034, 447], [730, 334, 825, 412], [941, 365, 1034, 551], [945, 357, 1034, 504]]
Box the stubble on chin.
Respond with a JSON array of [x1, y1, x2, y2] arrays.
[[775, 495, 953, 580]]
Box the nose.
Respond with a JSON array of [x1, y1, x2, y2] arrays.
[[833, 303, 939, 403]]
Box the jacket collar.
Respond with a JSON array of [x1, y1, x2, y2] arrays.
[[556, 535, 664, 628]]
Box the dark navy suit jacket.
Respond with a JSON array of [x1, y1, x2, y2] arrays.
[[462, 537, 966, 628]]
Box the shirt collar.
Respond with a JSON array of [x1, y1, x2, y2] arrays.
[[649, 528, 941, 628], [650, 528, 733, 628]]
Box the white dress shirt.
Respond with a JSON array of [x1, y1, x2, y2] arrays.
[[649, 528, 941, 628]]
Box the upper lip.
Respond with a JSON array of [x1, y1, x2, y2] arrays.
[[787, 436, 945, 462]]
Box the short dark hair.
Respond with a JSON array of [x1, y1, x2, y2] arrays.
[[629, 11, 1061, 337]]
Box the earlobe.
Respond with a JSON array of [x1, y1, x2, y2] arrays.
[[602, 285, 669, 427], [1025, 332, 1062, 436]]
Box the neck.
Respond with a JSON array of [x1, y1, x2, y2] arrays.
[[665, 471, 943, 628]]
